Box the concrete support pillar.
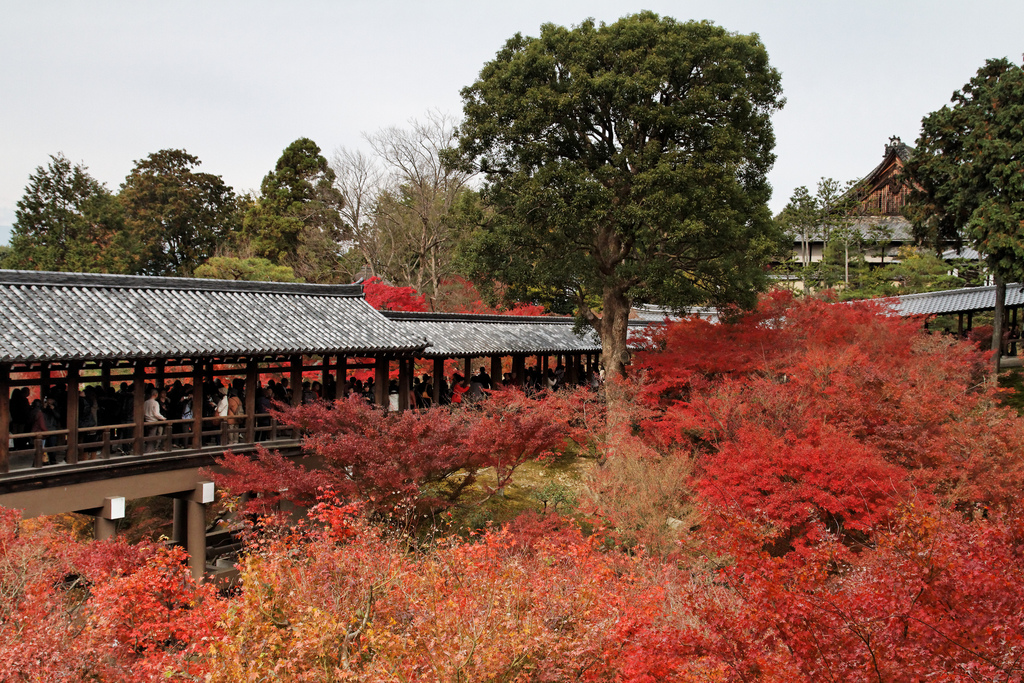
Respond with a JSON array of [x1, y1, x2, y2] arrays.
[[93, 496, 125, 541], [187, 500, 206, 581], [186, 481, 215, 582], [94, 517, 117, 540]]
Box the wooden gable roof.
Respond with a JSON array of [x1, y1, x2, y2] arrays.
[[855, 136, 914, 216]]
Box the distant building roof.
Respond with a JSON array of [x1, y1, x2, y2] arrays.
[[383, 311, 605, 357], [942, 246, 984, 261], [888, 283, 1024, 316], [630, 304, 719, 323]]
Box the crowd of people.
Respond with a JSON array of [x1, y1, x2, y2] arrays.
[[7, 360, 603, 464]]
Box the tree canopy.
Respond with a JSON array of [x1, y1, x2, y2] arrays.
[[905, 57, 1024, 366], [119, 149, 239, 277], [242, 138, 344, 282], [5, 154, 136, 273], [449, 12, 784, 379], [906, 57, 1024, 276]]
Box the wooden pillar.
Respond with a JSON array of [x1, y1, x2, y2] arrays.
[[513, 355, 526, 387], [433, 358, 444, 404], [65, 362, 80, 465], [132, 361, 145, 455], [542, 355, 549, 374], [155, 360, 165, 389], [0, 364, 9, 474], [335, 356, 347, 400], [374, 357, 388, 407], [187, 499, 206, 581], [958, 312, 964, 335], [40, 362, 50, 399], [171, 498, 187, 544], [290, 355, 302, 407], [191, 362, 204, 450], [321, 354, 331, 399], [463, 357, 472, 381], [967, 312, 974, 332], [491, 355, 502, 386], [398, 359, 411, 410], [245, 358, 258, 444], [100, 362, 111, 391]]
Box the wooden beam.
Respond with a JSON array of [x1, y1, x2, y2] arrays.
[[374, 357, 388, 408], [491, 355, 502, 387], [65, 362, 80, 465], [398, 359, 411, 411], [321, 354, 331, 400], [513, 355, 526, 387], [192, 363, 204, 450], [245, 358, 258, 444], [336, 356, 347, 399], [40, 362, 50, 399], [433, 358, 444, 404], [290, 355, 302, 407], [0, 364, 9, 474], [132, 362, 145, 455]]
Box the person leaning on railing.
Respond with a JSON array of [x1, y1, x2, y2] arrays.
[[143, 387, 165, 453]]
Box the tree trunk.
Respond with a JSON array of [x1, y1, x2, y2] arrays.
[[597, 285, 631, 380], [590, 284, 633, 455], [992, 271, 1005, 374]]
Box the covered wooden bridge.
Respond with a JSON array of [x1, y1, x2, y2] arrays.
[[0, 270, 616, 577]]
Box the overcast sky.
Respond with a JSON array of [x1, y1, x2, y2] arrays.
[[2, 0, 1023, 245]]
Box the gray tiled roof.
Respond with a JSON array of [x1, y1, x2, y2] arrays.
[[383, 311, 605, 357], [889, 283, 1024, 316], [0, 270, 429, 363], [791, 215, 914, 245], [631, 304, 719, 323]]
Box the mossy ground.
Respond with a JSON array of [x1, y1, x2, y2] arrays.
[[437, 451, 596, 534]]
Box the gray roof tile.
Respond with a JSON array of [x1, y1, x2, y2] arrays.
[[889, 283, 1024, 316], [0, 270, 428, 362]]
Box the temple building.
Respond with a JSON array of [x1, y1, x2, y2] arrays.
[[792, 136, 917, 265]]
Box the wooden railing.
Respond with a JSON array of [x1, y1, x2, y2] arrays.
[[3, 413, 295, 474]]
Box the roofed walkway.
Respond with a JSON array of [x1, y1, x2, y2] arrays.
[[0, 270, 618, 577]]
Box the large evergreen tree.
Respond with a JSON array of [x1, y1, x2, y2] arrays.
[[119, 149, 239, 277], [905, 57, 1024, 369], [242, 138, 344, 282], [5, 154, 138, 273], [448, 13, 784, 381]]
